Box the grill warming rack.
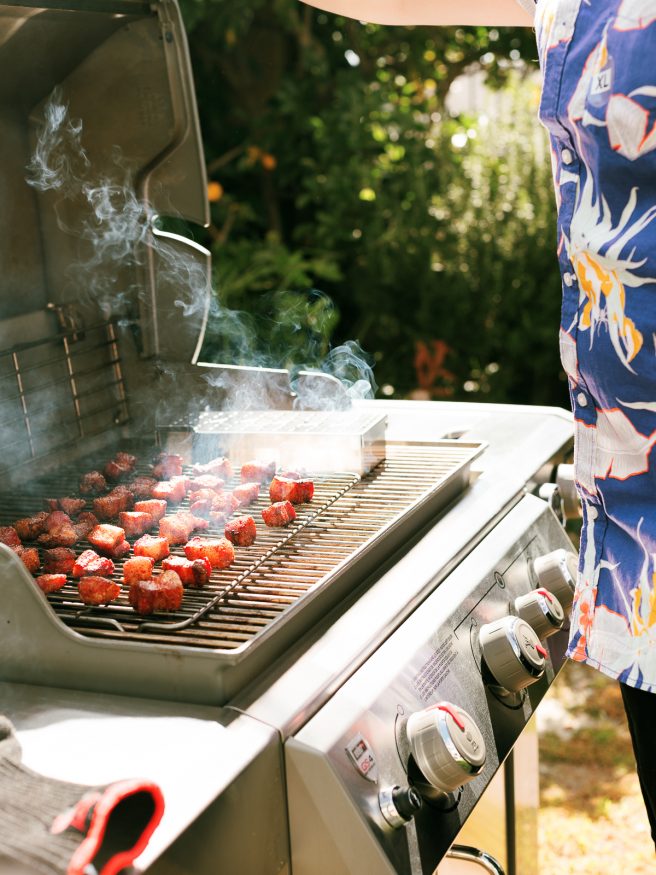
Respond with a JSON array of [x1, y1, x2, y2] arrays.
[[0, 440, 484, 704]]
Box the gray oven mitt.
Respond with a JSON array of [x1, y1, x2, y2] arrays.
[[0, 717, 164, 875]]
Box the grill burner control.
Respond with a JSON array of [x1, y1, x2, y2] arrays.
[[533, 549, 578, 610], [406, 702, 486, 795], [479, 616, 546, 692], [556, 464, 581, 520], [378, 785, 423, 829], [514, 588, 565, 639]]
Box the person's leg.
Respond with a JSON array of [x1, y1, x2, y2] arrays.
[[619, 681, 656, 846]]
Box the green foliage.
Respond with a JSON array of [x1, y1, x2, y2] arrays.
[[179, 0, 567, 406]]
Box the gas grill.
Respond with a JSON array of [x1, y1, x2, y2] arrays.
[[0, 3, 577, 874]]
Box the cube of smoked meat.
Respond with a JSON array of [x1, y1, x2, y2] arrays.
[[78, 576, 121, 606], [93, 494, 123, 521], [104, 452, 136, 482], [114, 452, 137, 468], [233, 482, 260, 506], [240, 460, 276, 484], [189, 499, 212, 518], [192, 457, 233, 480], [184, 537, 235, 570], [110, 540, 131, 560], [208, 511, 227, 529], [129, 571, 183, 615], [188, 488, 218, 506], [57, 498, 87, 517], [118, 511, 154, 539], [88, 524, 126, 555], [79, 470, 107, 495], [14, 513, 48, 542], [35, 573, 67, 594], [211, 493, 239, 516], [74, 512, 99, 540], [37, 513, 78, 548], [269, 476, 314, 505], [43, 547, 76, 575], [189, 475, 224, 493], [111, 485, 134, 512], [162, 555, 211, 588], [126, 477, 157, 499], [224, 516, 257, 547], [0, 526, 22, 549], [261, 501, 296, 528], [133, 534, 170, 562], [16, 547, 40, 574], [72, 550, 115, 578], [151, 453, 183, 480], [159, 512, 207, 546], [133, 499, 167, 522], [151, 477, 187, 504], [123, 556, 155, 585]]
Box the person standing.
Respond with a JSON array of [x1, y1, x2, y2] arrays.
[[302, 0, 656, 847]]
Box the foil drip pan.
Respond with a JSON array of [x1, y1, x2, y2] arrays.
[[158, 409, 388, 475]]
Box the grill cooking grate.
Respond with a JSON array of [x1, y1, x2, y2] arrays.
[[0, 442, 480, 652]]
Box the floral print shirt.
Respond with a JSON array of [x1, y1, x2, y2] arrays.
[[532, 0, 656, 690]]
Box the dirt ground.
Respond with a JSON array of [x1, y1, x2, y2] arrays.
[[537, 661, 654, 874]]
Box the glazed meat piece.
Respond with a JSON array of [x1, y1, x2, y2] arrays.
[[151, 453, 184, 480], [151, 477, 188, 504], [240, 460, 276, 484], [129, 570, 184, 615], [159, 511, 208, 546], [104, 452, 136, 482], [93, 486, 133, 521], [111, 485, 134, 512], [56, 498, 86, 517], [115, 452, 137, 468], [233, 482, 260, 506], [0, 526, 22, 549], [192, 457, 233, 480], [35, 573, 67, 594], [127, 477, 157, 499], [123, 556, 155, 585], [208, 511, 227, 529], [133, 499, 167, 522], [16, 547, 40, 574], [37, 513, 78, 548], [188, 488, 218, 506], [261, 501, 296, 528], [110, 540, 131, 559], [133, 534, 170, 562], [224, 516, 257, 547], [162, 555, 211, 588], [43, 547, 76, 575], [269, 475, 314, 505], [118, 511, 154, 539], [210, 493, 239, 516], [14, 512, 48, 542], [74, 511, 99, 540], [189, 499, 212, 518], [79, 470, 107, 495], [78, 576, 121, 606], [189, 475, 224, 493], [72, 549, 115, 578], [184, 536, 235, 570], [87, 524, 126, 555]]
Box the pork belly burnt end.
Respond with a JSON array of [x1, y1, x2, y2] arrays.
[[189, 475, 224, 493], [159, 512, 208, 546], [118, 511, 154, 539], [35, 573, 67, 594], [37, 513, 78, 548], [269, 476, 314, 505], [78, 576, 121, 605], [43, 547, 76, 575], [74, 512, 99, 540], [233, 482, 260, 506], [123, 556, 155, 585], [184, 537, 235, 570], [133, 534, 170, 562], [13, 513, 48, 541], [0, 527, 22, 549], [127, 477, 157, 499], [58, 498, 87, 517], [241, 460, 276, 483], [224, 516, 257, 547], [192, 457, 233, 479], [151, 453, 184, 480], [151, 477, 188, 504], [261, 501, 296, 527], [79, 471, 107, 495], [129, 571, 184, 615], [104, 452, 137, 482], [162, 555, 211, 588], [87, 524, 126, 555], [133, 499, 167, 522], [72, 550, 115, 578], [16, 547, 40, 574]]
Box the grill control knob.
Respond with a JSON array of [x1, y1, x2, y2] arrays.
[[379, 785, 423, 828], [479, 616, 546, 692], [515, 588, 565, 639], [406, 702, 486, 794], [555, 464, 581, 519], [533, 549, 577, 610]]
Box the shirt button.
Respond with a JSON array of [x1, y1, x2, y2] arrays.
[[576, 392, 588, 407], [588, 506, 598, 521], [562, 148, 574, 165], [563, 271, 576, 286]]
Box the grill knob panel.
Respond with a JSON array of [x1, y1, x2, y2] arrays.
[[515, 588, 564, 639], [555, 464, 581, 519], [406, 702, 486, 794], [533, 548, 578, 609], [479, 616, 546, 692], [379, 785, 423, 828]]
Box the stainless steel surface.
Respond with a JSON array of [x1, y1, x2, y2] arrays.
[[284, 495, 575, 874], [443, 846, 505, 874]]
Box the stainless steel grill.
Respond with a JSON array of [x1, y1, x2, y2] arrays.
[[0, 441, 481, 654]]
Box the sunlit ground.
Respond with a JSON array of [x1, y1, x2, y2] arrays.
[[538, 661, 654, 874]]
